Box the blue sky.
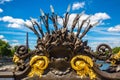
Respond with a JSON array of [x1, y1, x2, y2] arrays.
[[0, 0, 120, 50]]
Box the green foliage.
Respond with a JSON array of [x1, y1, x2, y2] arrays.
[[0, 39, 31, 57], [112, 47, 120, 54], [11, 45, 18, 56], [0, 39, 12, 57]]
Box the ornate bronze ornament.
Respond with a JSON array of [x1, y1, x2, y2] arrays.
[[29, 55, 49, 77], [0, 5, 120, 80], [70, 55, 96, 79]]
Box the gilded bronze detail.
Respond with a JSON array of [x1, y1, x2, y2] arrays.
[[29, 55, 49, 77], [71, 55, 96, 79]]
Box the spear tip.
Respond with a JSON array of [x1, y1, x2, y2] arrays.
[[40, 8, 45, 16], [66, 4, 71, 13], [50, 5, 54, 13]]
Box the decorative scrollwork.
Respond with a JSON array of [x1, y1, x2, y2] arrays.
[[70, 55, 96, 79], [13, 53, 26, 71], [110, 51, 120, 66], [28, 55, 49, 77], [16, 45, 28, 56], [96, 44, 112, 60]]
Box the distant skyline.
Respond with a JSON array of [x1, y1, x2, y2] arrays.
[[0, 0, 120, 50]]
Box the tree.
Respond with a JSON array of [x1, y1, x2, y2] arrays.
[[0, 39, 12, 57], [11, 45, 19, 56], [112, 47, 120, 54]]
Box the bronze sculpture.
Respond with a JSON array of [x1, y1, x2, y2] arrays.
[[0, 5, 120, 80]]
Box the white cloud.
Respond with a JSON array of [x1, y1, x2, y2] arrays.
[[58, 12, 110, 28], [90, 12, 110, 25], [86, 36, 120, 50], [0, 35, 8, 42], [0, 0, 12, 4], [0, 35, 4, 39], [92, 12, 110, 20], [11, 42, 20, 47], [92, 29, 120, 36], [0, 8, 3, 13], [11, 40, 18, 43], [2, 39, 8, 42], [0, 16, 39, 29], [107, 25, 120, 32], [7, 23, 21, 28], [72, 2, 85, 10], [0, 16, 25, 28]]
